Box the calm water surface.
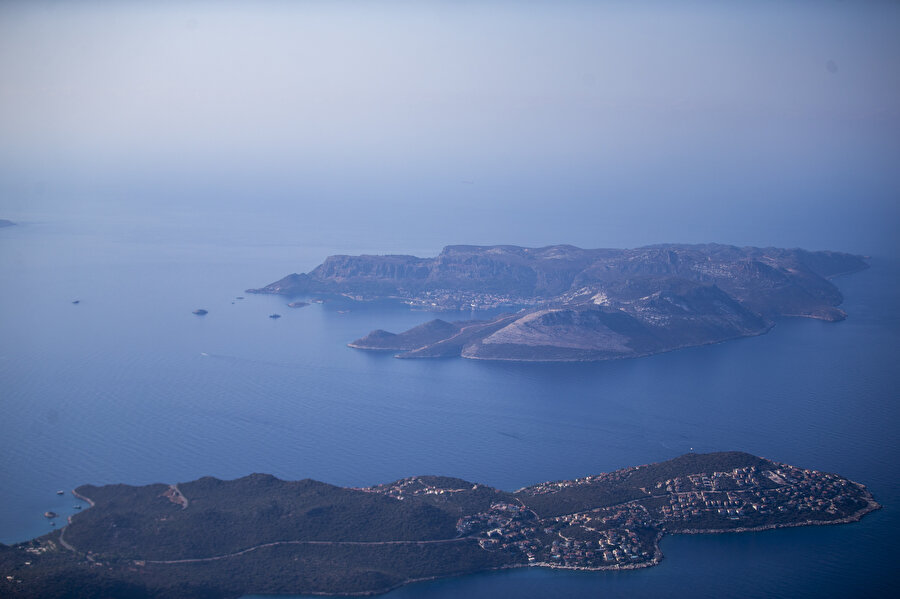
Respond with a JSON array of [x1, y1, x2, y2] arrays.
[[1, 217, 897, 598]]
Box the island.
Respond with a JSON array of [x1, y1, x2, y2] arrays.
[[0, 452, 879, 598], [247, 243, 868, 361]]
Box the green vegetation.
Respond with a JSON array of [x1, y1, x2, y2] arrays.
[[518, 452, 775, 517], [0, 452, 878, 598], [67, 475, 459, 561]]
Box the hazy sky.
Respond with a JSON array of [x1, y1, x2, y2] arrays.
[[1, 1, 898, 254]]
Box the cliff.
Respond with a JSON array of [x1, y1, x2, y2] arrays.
[[263, 243, 868, 361]]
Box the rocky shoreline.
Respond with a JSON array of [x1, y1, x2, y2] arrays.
[[674, 492, 881, 536]]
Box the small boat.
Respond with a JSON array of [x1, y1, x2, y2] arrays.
[[269, 313, 281, 319], [71, 300, 80, 305], [235, 296, 244, 300], [192, 309, 208, 315], [44, 511, 58, 518], [56, 490, 64, 495], [73, 505, 82, 509]]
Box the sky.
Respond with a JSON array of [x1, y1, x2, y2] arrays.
[[1, 0, 898, 255]]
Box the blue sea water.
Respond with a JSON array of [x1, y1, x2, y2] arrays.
[[1, 216, 898, 598]]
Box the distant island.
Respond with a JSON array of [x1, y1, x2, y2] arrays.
[[0, 452, 878, 598], [248, 244, 868, 361], [0, 219, 15, 228]]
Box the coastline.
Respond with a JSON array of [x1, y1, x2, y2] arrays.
[[13, 459, 881, 598], [450, 324, 777, 363], [378, 306, 856, 363], [672, 491, 881, 536], [337, 496, 882, 598], [58, 489, 96, 555], [71, 489, 95, 509]]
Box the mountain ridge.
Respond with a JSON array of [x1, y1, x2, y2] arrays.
[[248, 243, 867, 361]]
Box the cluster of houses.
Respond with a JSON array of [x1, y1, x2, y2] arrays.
[[764, 468, 860, 516], [652, 465, 863, 524], [360, 464, 866, 572], [457, 503, 535, 551], [459, 500, 656, 569], [458, 463, 867, 570], [525, 464, 641, 496], [402, 289, 537, 311], [549, 510, 651, 567], [362, 476, 474, 501]]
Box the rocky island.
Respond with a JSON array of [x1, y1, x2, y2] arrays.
[[249, 244, 868, 361], [0, 452, 878, 598]]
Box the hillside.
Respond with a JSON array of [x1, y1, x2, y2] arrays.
[[252, 243, 867, 362], [0, 452, 878, 598]]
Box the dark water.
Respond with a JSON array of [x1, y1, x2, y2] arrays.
[[1, 217, 898, 598]]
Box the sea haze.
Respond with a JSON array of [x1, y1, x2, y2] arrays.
[[1, 0, 899, 597], [1, 1, 898, 257]]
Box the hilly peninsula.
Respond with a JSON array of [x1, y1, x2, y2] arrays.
[[0, 452, 878, 598], [248, 243, 868, 361]]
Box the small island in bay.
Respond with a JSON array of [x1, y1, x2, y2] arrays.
[[0, 452, 878, 598], [248, 243, 868, 361]]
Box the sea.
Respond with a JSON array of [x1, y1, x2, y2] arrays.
[[1, 214, 898, 598]]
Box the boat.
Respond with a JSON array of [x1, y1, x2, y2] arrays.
[[56, 490, 64, 495], [73, 505, 82, 509], [43, 511, 58, 518], [269, 313, 281, 319], [192, 309, 208, 315], [71, 300, 80, 304]]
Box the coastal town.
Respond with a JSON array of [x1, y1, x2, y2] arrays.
[[398, 289, 537, 312], [1, 453, 879, 598], [371, 458, 879, 572]]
